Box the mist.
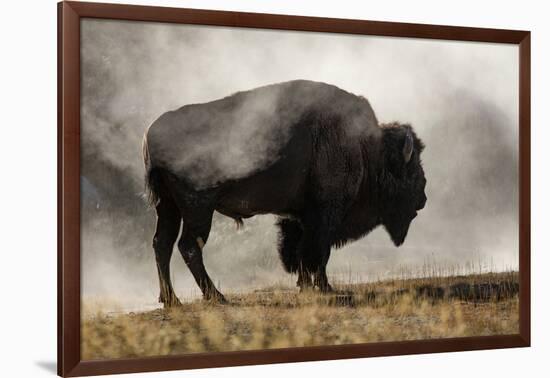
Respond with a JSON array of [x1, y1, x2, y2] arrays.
[[80, 19, 518, 309]]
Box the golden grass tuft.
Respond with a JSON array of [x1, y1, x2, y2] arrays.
[[81, 272, 519, 360]]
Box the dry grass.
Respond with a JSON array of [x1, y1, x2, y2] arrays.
[[81, 271, 519, 360]]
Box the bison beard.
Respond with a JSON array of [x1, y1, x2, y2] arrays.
[[144, 80, 426, 306], [277, 218, 303, 273]]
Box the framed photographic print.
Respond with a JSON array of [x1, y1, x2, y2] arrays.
[[58, 1, 530, 376]]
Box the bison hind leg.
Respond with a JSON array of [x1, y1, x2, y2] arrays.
[[153, 195, 183, 308], [277, 218, 303, 273]]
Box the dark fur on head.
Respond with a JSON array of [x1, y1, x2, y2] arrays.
[[325, 122, 426, 251], [378, 122, 426, 246]]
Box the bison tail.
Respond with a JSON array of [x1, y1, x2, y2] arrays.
[[142, 133, 161, 207], [277, 218, 303, 273]]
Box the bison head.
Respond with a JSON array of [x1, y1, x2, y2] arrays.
[[379, 123, 427, 246]]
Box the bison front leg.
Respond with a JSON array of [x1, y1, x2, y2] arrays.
[[276, 218, 313, 290], [314, 264, 333, 293], [297, 265, 314, 291], [296, 265, 332, 292], [311, 241, 333, 293], [300, 214, 335, 293]]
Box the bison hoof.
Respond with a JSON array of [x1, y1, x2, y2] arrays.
[[216, 295, 228, 304], [205, 291, 228, 304], [334, 289, 354, 296], [319, 284, 334, 293], [162, 298, 182, 308]]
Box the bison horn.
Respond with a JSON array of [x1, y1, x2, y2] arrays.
[[403, 130, 414, 163]]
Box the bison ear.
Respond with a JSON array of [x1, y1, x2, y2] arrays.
[[403, 130, 414, 164]]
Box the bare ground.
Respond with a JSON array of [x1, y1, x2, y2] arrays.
[[81, 271, 519, 360]]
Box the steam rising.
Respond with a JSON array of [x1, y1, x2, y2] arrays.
[[81, 19, 518, 309], [147, 83, 292, 188]]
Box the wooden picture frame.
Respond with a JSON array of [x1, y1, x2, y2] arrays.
[[58, 1, 530, 376]]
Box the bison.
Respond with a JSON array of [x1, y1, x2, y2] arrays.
[[143, 80, 426, 306]]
